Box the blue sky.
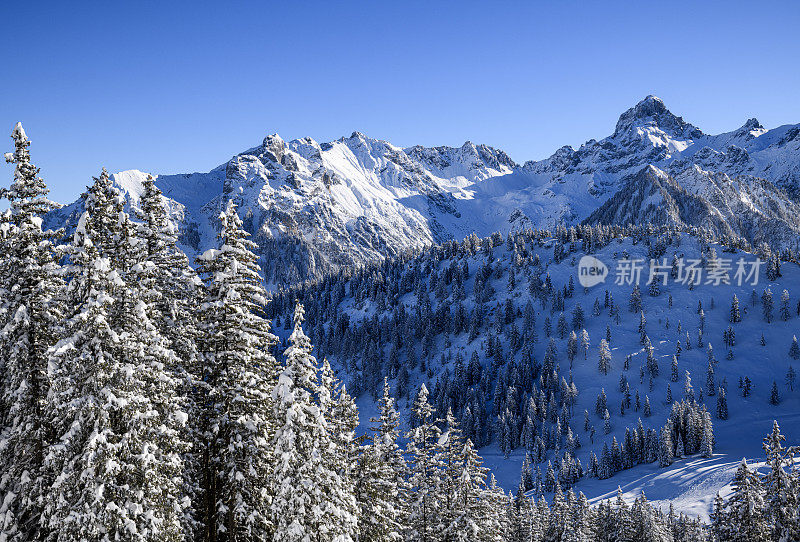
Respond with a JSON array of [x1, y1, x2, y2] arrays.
[[2, 0, 799, 204]]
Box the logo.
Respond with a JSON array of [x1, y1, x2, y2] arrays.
[[578, 255, 608, 288]]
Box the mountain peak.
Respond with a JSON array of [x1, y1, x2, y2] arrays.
[[735, 117, 765, 137], [742, 117, 763, 131], [614, 95, 703, 140]]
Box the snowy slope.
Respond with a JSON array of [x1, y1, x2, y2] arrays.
[[45, 96, 800, 284]]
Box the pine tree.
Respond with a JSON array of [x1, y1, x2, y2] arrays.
[[723, 459, 769, 541], [789, 336, 800, 360], [787, 366, 797, 392], [437, 409, 465, 539], [357, 379, 407, 541], [0, 123, 64, 542], [450, 439, 491, 542], [769, 381, 780, 405], [761, 421, 799, 542], [326, 369, 361, 540], [716, 388, 728, 420], [730, 293, 741, 323], [762, 288, 774, 323], [701, 412, 714, 459], [598, 339, 612, 375], [405, 385, 443, 542], [683, 371, 694, 402], [706, 361, 715, 397], [710, 493, 727, 541], [580, 329, 590, 361], [658, 426, 673, 467], [780, 289, 791, 321], [567, 331, 577, 366], [197, 200, 278, 541], [42, 173, 186, 542], [271, 303, 355, 542], [135, 173, 204, 535], [629, 285, 642, 313]]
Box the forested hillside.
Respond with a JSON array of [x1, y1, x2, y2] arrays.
[[268, 218, 800, 514]]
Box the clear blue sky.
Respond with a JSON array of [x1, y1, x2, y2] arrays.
[[2, 0, 799, 204]]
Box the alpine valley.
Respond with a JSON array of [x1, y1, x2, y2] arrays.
[[26, 97, 800, 533]]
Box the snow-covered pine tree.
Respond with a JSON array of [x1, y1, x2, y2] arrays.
[[42, 173, 186, 542], [598, 339, 612, 375], [405, 384, 444, 542], [716, 387, 729, 420], [449, 438, 490, 542], [357, 378, 407, 541], [0, 123, 63, 542], [196, 200, 278, 541], [761, 421, 799, 542], [730, 293, 741, 323], [722, 459, 769, 541], [480, 475, 509, 542], [135, 172, 205, 535], [789, 335, 800, 360], [437, 409, 465, 539], [271, 303, 356, 542], [769, 381, 780, 405], [323, 362, 360, 540], [658, 426, 673, 467]]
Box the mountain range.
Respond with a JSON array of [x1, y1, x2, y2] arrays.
[[44, 96, 800, 284]]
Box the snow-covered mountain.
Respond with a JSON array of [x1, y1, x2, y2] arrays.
[[585, 165, 800, 249], [45, 96, 800, 283]]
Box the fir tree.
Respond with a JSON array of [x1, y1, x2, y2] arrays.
[[271, 303, 356, 542], [405, 385, 443, 542], [761, 421, 799, 542], [0, 123, 63, 542], [789, 336, 800, 360], [598, 339, 612, 375], [197, 200, 278, 541], [723, 459, 769, 542], [769, 381, 780, 405], [42, 174, 186, 542], [716, 388, 729, 420], [357, 379, 407, 542], [730, 293, 741, 323]]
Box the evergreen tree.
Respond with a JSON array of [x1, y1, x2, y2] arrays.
[[450, 439, 491, 542], [405, 385, 443, 542], [437, 409, 465, 540], [730, 294, 741, 323], [789, 336, 800, 360], [135, 173, 204, 535], [769, 381, 780, 405], [761, 421, 799, 542], [357, 379, 407, 542], [0, 123, 63, 541], [716, 388, 729, 420], [762, 288, 774, 323], [598, 339, 612, 375], [271, 304, 356, 542], [658, 426, 673, 467], [786, 366, 797, 392], [42, 173, 186, 542], [723, 459, 769, 542], [197, 200, 278, 541]]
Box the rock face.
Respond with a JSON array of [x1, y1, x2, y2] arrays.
[[46, 96, 800, 284]]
